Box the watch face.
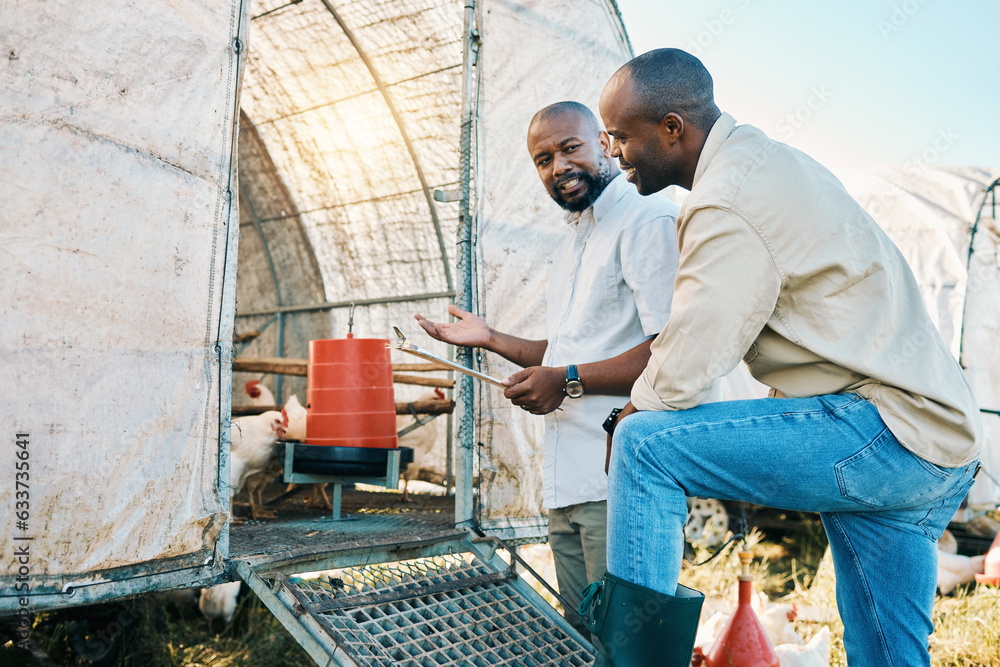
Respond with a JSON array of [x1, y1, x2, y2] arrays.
[[565, 380, 584, 398]]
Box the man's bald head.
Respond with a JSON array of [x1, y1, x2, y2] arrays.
[[611, 49, 720, 131], [528, 101, 603, 139]]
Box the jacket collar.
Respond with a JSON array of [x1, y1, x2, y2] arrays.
[[692, 112, 737, 189]]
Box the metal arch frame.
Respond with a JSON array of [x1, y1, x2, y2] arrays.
[[319, 0, 454, 293], [604, 0, 636, 57], [239, 179, 288, 402], [957, 175, 1000, 368]]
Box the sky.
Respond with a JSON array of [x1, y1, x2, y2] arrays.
[[614, 0, 1000, 173]]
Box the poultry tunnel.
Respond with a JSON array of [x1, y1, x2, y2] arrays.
[[6, 0, 1000, 664], [1, 0, 635, 663]]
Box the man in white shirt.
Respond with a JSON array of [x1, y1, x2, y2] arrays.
[[415, 101, 680, 635], [584, 49, 982, 667]]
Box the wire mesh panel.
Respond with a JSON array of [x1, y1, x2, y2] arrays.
[[274, 553, 594, 666]]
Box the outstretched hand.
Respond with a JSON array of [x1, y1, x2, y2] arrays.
[[414, 305, 492, 349], [502, 366, 566, 415]]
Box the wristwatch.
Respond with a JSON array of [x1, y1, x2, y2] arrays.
[[603, 407, 623, 435], [564, 364, 585, 398]]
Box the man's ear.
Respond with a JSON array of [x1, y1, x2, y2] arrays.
[[599, 129, 612, 157], [660, 112, 684, 144]]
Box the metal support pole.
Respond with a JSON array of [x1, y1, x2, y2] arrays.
[[454, 0, 480, 528]]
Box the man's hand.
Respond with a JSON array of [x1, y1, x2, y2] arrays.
[[606, 401, 638, 474], [414, 305, 492, 348], [502, 366, 566, 414]]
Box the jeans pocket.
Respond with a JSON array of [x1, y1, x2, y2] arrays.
[[835, 428, 950, 510]]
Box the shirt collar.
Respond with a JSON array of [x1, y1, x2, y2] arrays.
[[692, 112, 737, 189], [563, 171, 630, 226]]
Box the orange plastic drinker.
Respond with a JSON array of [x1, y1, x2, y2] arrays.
[[705, 551, 780, 667], [975, 529, 1000, 585], [305, 335, 398, 449]]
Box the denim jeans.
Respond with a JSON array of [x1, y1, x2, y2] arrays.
[[607, 394, 979, 667]]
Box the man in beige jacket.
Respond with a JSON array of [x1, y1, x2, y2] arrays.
[[579, 49, 982, 667]]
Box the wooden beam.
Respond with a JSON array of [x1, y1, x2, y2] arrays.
[[392, 362, 451, 372], [393, 399, 455, 415], [392, 374, 454, 388], [232, 399, 454, 417], [233, 357, 453, 377], [233, 356, 308, 376]]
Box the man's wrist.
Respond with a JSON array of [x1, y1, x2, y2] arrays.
[[564, 364, 585, 398]]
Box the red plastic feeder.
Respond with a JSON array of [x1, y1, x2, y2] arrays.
[[306, 335, 398, 449], [705, 551, 779, 667]]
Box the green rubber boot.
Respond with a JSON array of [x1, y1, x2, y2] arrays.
[[578, 572, 704, 667]]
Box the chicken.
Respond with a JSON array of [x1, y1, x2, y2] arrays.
[[243, 379, 275, 406], [276, 395, 333, 510], [938, 529, 958, 554], [937, 550, 986, 595], [773, 626, 832, 667], [199, 581, 241, 634], [760, 603, 804, 647], [242, 457, 284, 520], [283, 394, 307, 441], [230, 410, 287, 521], [693, 611, 729, 656], [397, 388, 445, 502]]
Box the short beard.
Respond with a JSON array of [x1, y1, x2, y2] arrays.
[[553, 160, 614, 212]]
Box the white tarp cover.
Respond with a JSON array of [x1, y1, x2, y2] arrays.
[[841, 166, 1000, 508], [1, 0, 244, 598]]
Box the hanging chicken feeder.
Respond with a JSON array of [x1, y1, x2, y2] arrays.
[[277, 334, 411, 520]]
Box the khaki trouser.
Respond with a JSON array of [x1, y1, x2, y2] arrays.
[[547, 499, 608, 637]]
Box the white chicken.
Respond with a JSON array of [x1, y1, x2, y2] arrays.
[[693, 611, 729, 656], [773, 626, 832, 667], [242, 458, 284, 520], [397, 388, 445, 502], [243, 379, 275, 406], [199, 581, 241, 634], [759, 603, 804, 646], [283, 394, 308, 441], [937, 550, 986, 595], [276, 395, 333, 510], [230, 410, 287, 521]]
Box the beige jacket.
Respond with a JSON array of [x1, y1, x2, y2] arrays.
[[631, 113, 982, 467]]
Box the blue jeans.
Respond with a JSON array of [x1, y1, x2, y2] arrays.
[[607, 394, 978, 667]]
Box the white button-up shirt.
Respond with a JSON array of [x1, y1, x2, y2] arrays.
[[541, 172, 680, 508]]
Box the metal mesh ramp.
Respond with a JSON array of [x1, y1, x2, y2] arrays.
[[241, 549, 595, 666]]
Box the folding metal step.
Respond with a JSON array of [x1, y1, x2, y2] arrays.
[[236, 535, 595, 666]]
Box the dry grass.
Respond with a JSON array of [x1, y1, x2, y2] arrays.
[[675, 514, 1000, 667], [5, 515, 999, 666]]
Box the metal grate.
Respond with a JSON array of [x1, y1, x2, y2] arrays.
[[278, 554, 594, 666]]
